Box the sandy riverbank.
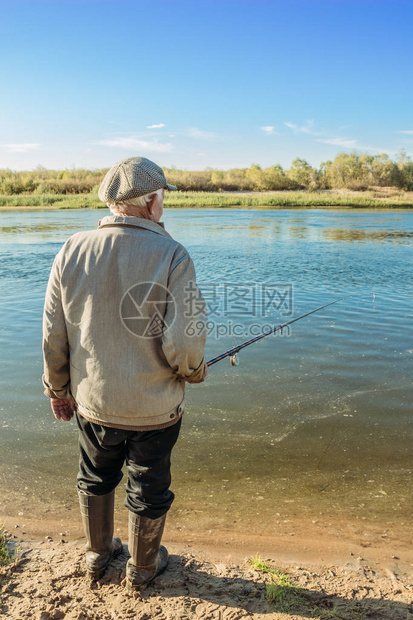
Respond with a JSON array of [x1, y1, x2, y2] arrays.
[[1, 536, 412, 619], [1, 515, 412, 619]]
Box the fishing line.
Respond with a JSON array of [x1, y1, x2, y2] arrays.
[[206, 293, 356, 368]]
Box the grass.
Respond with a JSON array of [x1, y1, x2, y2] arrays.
[[248, 555, 307, 613], [247, 556, 364, 619], [0, 527, 12, 566], [0, 526, 14, 613], [1, 189, 413, 209], [162, 190, 413, 208], [0, 193, 102, 209]]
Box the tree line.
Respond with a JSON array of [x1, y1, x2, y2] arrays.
[[1, 151, 413, 195]]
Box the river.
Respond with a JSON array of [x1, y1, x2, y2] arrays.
[[0, 208, 412, 540]]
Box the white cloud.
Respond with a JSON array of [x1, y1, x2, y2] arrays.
[[399, 130, 413, 135], [187, 127, 217, 140], [284, 120, 316, 135], [147, 123, 165, 129], [1, 143, 41, 153], [355, 145, 399, 155], [98, 136, 172, 153], [317, 137, 358, 148], [285, 120, 361, 149], [260, 126, 276, 135]]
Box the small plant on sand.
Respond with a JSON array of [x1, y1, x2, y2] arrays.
[[248, 556, 368, 620], [0, 526, 14, 613], [0, 527, 12, 566], [248, 556, 306, 612]]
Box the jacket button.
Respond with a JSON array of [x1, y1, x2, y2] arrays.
[[178, 405, 184, 415], [170, 413, 175, 419]]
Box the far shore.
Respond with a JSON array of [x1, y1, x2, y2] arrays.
[[3, 204, 413, 212], [0, 205, 402, 212], [1, 188, 413, 210]]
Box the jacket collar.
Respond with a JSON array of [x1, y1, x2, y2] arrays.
[[98, 215, 172, 239]]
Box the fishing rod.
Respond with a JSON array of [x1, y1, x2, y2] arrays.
[[206, 294, 355, 368]]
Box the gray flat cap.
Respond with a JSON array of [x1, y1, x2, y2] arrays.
[[98, 156, 177, 203]]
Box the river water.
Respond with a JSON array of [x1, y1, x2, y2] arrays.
[[0, 208, 412, 536]]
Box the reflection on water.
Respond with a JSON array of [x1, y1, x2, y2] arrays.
[[0, 208, 412, 532], [323, 228, 413, 243]]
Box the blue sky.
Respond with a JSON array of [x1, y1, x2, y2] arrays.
[[1, 0, 412, 170]]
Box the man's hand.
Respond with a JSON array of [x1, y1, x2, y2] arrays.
[[201, 366, 208, 382], [51, 396, 76, 422]]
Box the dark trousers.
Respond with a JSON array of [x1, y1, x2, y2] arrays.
[[76, 412, 181, 519]]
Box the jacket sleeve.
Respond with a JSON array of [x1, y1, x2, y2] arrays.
[[42, 252, 71, 399], [162, 254, 207, 383]]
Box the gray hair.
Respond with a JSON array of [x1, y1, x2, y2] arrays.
[[108, 188, 163, 216]]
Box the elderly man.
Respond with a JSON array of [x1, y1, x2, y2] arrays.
[[42, 156, 207, 589]]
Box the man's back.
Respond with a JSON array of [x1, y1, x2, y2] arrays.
[[43, 215, 206, 429]]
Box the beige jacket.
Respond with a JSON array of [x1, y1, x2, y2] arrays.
[[42, 215, 207, 430]]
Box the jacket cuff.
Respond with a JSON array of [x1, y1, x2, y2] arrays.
[[42, 376, 71, 399], [43, 387, 69, 399], [184, 358, 206, 384]]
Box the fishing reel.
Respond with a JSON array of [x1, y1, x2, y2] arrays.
[[230, 354, 239, 366]]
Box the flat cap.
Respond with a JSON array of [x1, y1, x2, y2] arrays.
[[98, 156, 177, 203]]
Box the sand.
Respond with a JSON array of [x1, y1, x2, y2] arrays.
[[1, 533, 412, 619]]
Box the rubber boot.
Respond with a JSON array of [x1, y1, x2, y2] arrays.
[[126, 512, 168, 589], [78, 490, 123, 580]]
